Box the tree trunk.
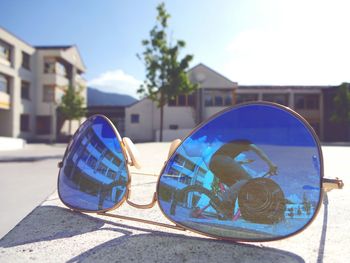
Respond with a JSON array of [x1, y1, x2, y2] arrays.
[[159, 91, 164, 142], [68, 120, 72, 137]]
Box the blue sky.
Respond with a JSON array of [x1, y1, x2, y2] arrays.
[[1, 0, 349, 98]]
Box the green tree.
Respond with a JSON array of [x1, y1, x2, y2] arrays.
[[331, 82, 350, 139], [58, 85, 86, 136], [302, 192, 312, 216], [137, 2, 197, 141]]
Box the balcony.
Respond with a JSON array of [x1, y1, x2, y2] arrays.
[[41, 73, 69, 87], [0, 91, 10, 110]]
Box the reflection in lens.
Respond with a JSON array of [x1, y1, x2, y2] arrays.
[[58, 116, 129, 212], [158, 103, 322, 241]]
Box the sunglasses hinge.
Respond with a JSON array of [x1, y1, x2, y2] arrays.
[[322, 177, 344, 192]]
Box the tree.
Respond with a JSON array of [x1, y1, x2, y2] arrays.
[[137, 2, 197, 141], [331, 82, 350, 139], [302, 192, 312, 216], [58, 85, 86, 136]]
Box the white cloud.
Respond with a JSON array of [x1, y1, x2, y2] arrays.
[[221, 0, 350, 85], [88, 69, 142, 98]]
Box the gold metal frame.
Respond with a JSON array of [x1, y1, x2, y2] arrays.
[[57, 102, 344, 243]]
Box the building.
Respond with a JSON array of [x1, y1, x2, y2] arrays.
[[0, 27, 86, 142], [126, 63, 238, 142], [86, 87, 138, 137], [125, 63, 337, 142]]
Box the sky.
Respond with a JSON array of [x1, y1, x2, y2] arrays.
[[1, 0, 349, 98]]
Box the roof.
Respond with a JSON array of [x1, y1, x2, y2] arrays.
[[34, 45, 73, 50], [188, 63, 238, 88], [238, 85, 334, 90]]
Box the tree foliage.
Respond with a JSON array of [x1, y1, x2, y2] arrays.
[[137, 2, 197, 141], [331, 82, 350, 124], [58, 85, 86, 135]]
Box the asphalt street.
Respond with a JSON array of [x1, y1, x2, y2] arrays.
[[0, 144, 66, 239]]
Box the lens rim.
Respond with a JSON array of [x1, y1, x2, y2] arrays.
[[57, 114, 131, 213], [156, 101, 324, 242]]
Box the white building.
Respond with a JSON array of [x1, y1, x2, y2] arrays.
[[126, 63, 238, 142], [0, 27, 86, 142], [125, 63, 327, 142]]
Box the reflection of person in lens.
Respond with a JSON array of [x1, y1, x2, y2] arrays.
[[208, 139, 277, 217], [209, 139, 277, 185]]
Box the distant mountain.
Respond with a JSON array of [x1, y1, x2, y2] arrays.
[[87, 87, 138, 107]]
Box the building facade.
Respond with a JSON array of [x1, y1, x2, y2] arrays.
[[0, 27, 86, 142], [125, 63, 337, 142]]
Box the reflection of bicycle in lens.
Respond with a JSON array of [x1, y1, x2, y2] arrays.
[[170, 169, 286, 225]]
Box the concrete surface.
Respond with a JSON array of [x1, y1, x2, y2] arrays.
[[0, 144, 66, 238], [0, 143, 348, 263]]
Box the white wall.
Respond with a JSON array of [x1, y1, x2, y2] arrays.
[[125, 99, 155, 142], [125, 99, 196, 142], [0, 136, 25, 150], [155, 128, 193, 142]]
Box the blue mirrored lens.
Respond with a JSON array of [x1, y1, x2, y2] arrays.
[[58, 116, 129, 211], [158, 103, 322, 241]]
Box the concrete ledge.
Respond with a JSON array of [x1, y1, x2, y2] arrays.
[[0, 137, 25, 151]]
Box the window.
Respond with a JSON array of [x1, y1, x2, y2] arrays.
[[174, 154, 196, 172], [96, 163, 108, 175], [295, 94, 320, 110], [0, 73, 10, 93], [36, 116, 51, 135], [21, 81, 30, 100], [107, 169, 117, 179], [204, 90, 233, 107], [44, 58, 56, 73], [87, 156, 97, 169], [310, 122, 320, 136], [263, 94, 289, 106], [168, 97, 176, 106], [43, 85, 55, 102], [168, 93, 195, 107], [131, 114, 140, 123], [44, 57, 67, 76], [187, 94, 195, 106], [20, 114, 30, 132], [21, 51, 30, 70], [204, 93, 213, 106], [169, 124, 178, 130], [235, 94, 258, 104], [0, 40, 11, 64]]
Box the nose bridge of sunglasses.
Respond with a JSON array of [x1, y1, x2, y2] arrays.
[[168, 139, 182, 159], [122, 137, 142, 169]]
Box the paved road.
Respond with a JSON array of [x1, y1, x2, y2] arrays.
[[0, 144, 66, 239]]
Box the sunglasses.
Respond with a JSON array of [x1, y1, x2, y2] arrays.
[[57, 102, 343, 242]]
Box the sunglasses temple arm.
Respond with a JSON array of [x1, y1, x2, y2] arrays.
[[322, 178, 344, 192]]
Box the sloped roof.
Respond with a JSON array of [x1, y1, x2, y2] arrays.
[[188, 63, 238, 88]]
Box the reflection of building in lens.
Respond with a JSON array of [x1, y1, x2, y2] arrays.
[[64, 126, 127, 208], [284, 193, 317, 219], [159, 152, 209, 209]]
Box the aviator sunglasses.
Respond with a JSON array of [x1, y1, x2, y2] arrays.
[[57, 102, 343, 242]]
